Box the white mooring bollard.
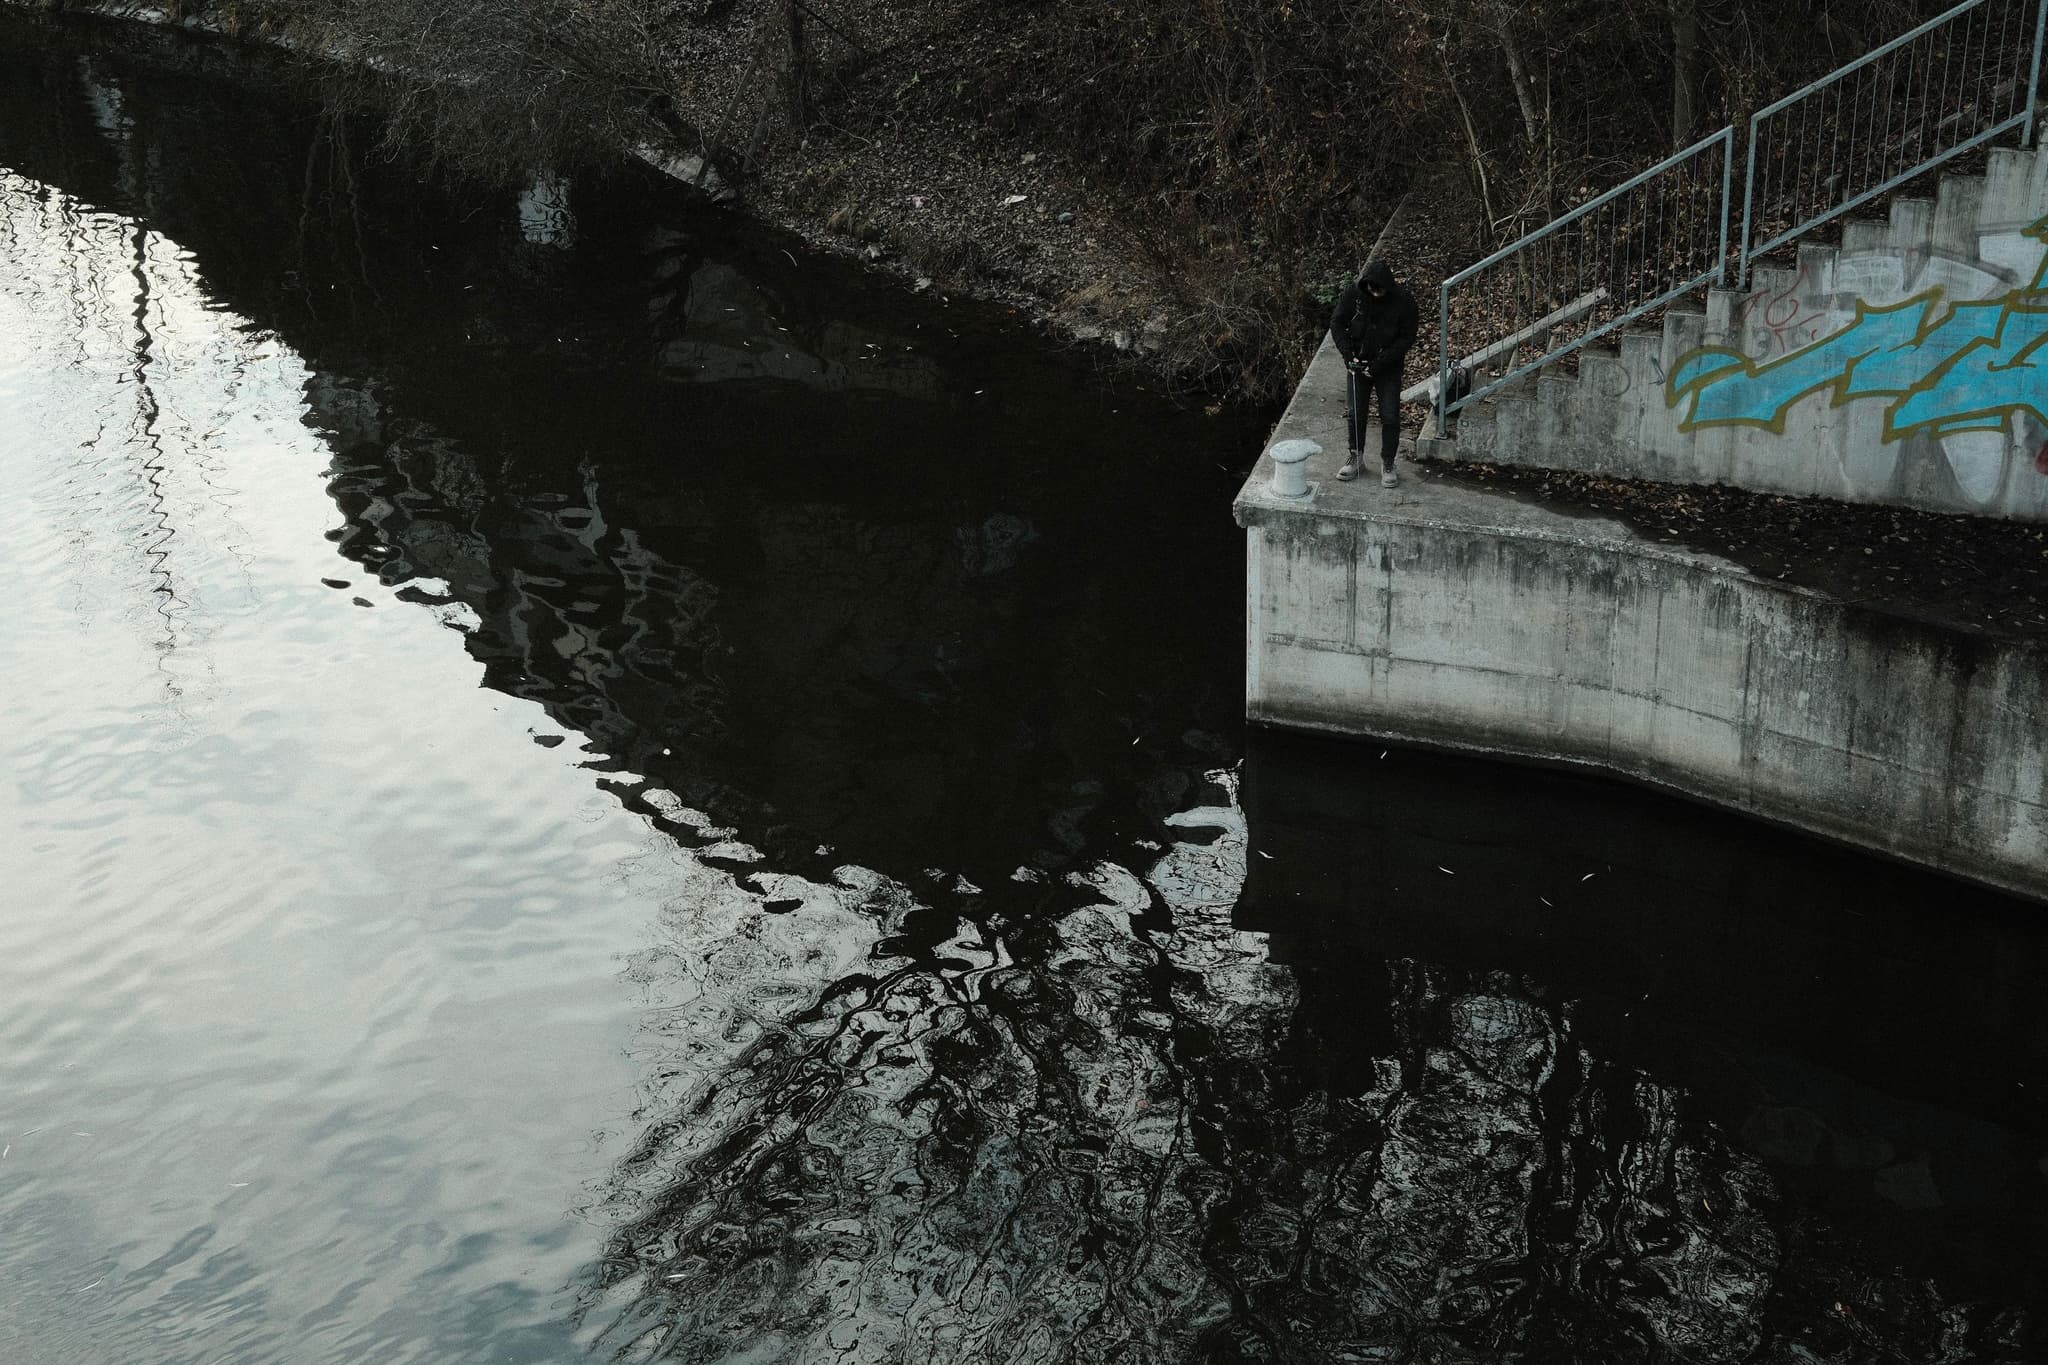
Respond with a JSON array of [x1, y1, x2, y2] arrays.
[[1266, 439, 1319, 499]]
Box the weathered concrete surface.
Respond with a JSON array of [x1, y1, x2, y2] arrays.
[[1238, 338, 2048, 902], [1432, 142, 2048, 521]]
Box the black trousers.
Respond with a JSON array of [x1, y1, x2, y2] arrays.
[[1345, 365, 1402, 467]]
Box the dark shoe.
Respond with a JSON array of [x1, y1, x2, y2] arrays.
[[1336, 455, 1362, 481]]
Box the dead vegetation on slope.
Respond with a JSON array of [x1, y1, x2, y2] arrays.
[[24, 0, 1967, 402]]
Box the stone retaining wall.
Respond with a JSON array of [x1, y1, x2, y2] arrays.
[[1238, 342, 2048, 902]]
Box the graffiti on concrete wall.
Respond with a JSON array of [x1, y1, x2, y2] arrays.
[[1732, 262, 1829, 357], [1667, 220, 2048, 454]]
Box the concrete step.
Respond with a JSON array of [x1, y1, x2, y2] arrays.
[[1980, 146, 2038, 228], [1579, 351, 1627, 403], [1454, 398, 1498, 449], [1706, 286, 1743, 339], [1839, 219, 1887, 255], [1663, 307, 1708, 369], [2026, 133, 2048, 201], [1487, 391, 1539, 461], [1749, 263, 1799, 300], [1796, 242, 1839, 293], [1888, 195, 1934, 254], [1620, 328, 1661, 382], [1934, 173, 1986, 258], [1538, 372, 1577, 444], [1581, 329, 1626, 361], [1491, 369, 1543, 401]]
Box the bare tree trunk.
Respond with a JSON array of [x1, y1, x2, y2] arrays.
[[1443, 56, 1499, 233], [1493, 7, 1543, 149], [1543, 51, 1555, 220], [1671, 0, 1702, 148], [781, 0, 812, 131]]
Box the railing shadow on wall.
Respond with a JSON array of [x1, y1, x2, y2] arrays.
[[1435, 0, 2048, 435]]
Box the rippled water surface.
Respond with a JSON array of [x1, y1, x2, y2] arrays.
[[2, 18, 2046, 1364]]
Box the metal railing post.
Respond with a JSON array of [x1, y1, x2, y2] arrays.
[[2029, 0, 2047, 145], [1437, 284, 1451, 437], [1718, 129, 1733, 286], [1740, 112, 1761, 290]]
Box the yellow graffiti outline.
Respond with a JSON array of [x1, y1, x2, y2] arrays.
[[1893, 288, 2048, 440], [1665, 217, 2048, 441]]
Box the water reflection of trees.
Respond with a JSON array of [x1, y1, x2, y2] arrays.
[[567, 754, 2042, 1364], [568, 802, 1250, 1363]]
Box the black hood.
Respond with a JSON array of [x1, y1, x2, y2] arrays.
[[1359, 260, 1395, 290]]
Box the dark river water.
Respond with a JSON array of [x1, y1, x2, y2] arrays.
[[3, 17, 2046, 1365]]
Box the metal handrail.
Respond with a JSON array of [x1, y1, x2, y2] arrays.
[[1434, 0, 2048, 426], [1436, 127, 1734, 432], [1739, 0, 2048, 285]]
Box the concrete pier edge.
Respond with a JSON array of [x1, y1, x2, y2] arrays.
[[1237, 338, 2048, 904]]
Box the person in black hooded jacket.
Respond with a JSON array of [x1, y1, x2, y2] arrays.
[[1329, 260, 1418, 486]]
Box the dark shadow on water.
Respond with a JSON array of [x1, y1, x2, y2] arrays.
[[1241, 730, 2048, 1304], [0, 13, 1257, 900]]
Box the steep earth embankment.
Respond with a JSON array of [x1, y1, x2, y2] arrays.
[[4, 0, 1970, 408]]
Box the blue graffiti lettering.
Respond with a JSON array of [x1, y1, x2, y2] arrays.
[[1667, 221, 2048, 443]]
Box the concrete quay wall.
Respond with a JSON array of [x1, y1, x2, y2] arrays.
[[1237, 350, 2048, 902]]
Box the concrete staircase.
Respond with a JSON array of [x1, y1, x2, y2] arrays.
[[1431, 135, 2048, 522]]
